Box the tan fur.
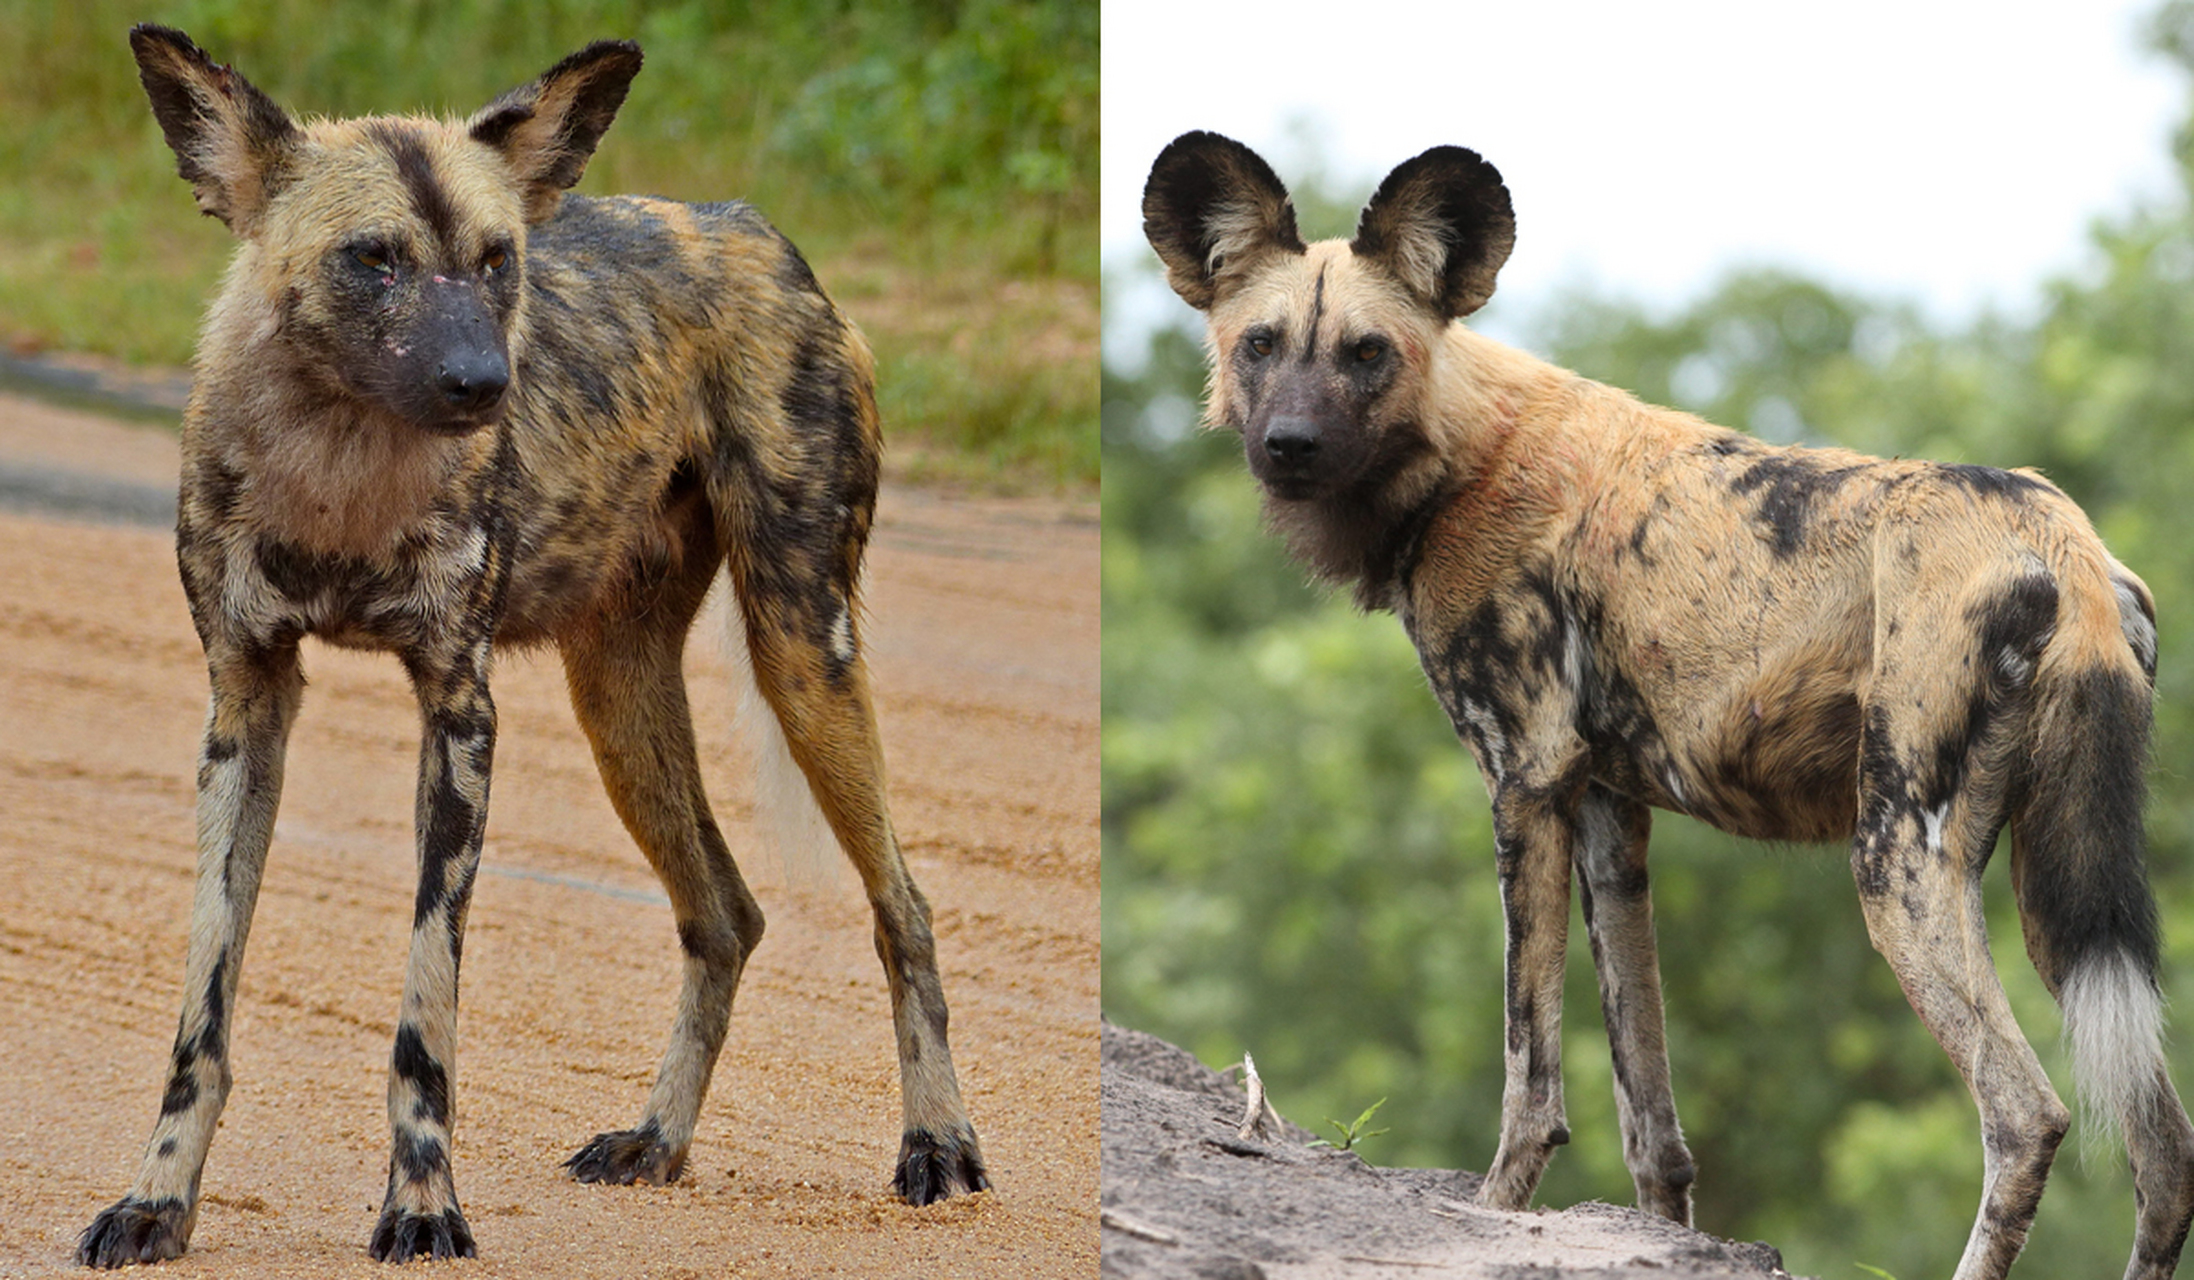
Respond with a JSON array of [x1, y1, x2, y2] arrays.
[[81, 28, 985, 1270], [1146, 131, 2194, 1280]]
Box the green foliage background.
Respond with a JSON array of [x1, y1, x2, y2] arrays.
[[1104, 6, 2194, 1275], [0, 0, 1096, 485]]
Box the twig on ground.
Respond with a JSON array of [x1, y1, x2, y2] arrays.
[[1234, 1051, 1283, 1140], [1101, 1207, 1180, 1245]]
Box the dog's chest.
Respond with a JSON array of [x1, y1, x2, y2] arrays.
[[187, 507, 499, 654]]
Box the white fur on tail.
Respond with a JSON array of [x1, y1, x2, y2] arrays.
[[719, 585, 841, 890], [2062, 948, 2167, 1156]]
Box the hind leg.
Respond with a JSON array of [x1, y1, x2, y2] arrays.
[[724, 536, 987, 1202], [1855, 699, 2067, 1280], [2117, 1064, 2194, 1279], [559, 552, 762, 1186], [1573, 786, 1693, 1223]]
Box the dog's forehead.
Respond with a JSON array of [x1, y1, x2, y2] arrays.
[[282, 116, 525, 245], [1214, 241, 1411, 337]]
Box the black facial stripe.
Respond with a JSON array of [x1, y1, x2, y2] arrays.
[[365, 121, 462, 254], [1301, 266, 1326, 364]]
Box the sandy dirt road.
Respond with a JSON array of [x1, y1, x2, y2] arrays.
[[0, 393, 1098, 1277]]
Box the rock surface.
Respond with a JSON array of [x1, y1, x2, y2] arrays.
[[1102, 1022, 1800, 1279]]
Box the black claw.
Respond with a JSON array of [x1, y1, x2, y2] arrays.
[[77, 1197, 190, 1269], [367, 1206, 475, 1263], [894, 1126, 990, 1205], [563, 1121, 684, 1185]]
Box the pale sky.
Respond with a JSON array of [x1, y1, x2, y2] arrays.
[[1103, 0, 2186, 353]]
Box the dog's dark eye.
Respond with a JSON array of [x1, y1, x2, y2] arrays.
[[351, 243, 391, 272], [1355, 340, 1386, 364], [481, 246, 509, 275], [1247, 334, 1274, 359]]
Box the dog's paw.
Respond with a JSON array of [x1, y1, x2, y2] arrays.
[[563, 1122, 684, 1185], [77, 1196, 191, 1269], [367, 1205, 474, 1263], [893, 1125, 990, 1205]]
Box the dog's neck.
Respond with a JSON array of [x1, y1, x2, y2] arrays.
[[183, 287, 484, 560]]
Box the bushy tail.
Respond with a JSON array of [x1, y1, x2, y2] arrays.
[[2018, 654, 2166, 1152], [720, 584, 841, 890]]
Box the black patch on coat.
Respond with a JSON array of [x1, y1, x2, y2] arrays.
[[1970, 572, 2059, 694], [414, 755, 483, 929], [392, 1023, 452, 1128], [193, 459, 244, 524], [255, 538, 348, 603], [159, 1046, 199, 1116], [1852, 704, 1907, 898], [390, 1129, 447, 1184], [1728, 453, 1862, 559], [1937, 463, 2052, 502], [1424, 597, 1527, 757], [202, 948, 227, 1048]]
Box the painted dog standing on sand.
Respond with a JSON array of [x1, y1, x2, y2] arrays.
[[79, 27, 986, 1267], [1143, 130, 2194, 1279]]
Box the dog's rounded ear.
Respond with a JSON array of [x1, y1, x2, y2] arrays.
[[1351, 146, 1514, 320], [1142, 131, 1306, 312], [130, 24, 301, 237], [468, 41, 644, 223]]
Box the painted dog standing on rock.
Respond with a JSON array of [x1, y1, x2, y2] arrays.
[[1144, 130, 2194, 1280], [79, 26, 986, 1267]]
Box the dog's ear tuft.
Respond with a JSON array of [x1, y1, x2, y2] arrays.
[[1142, 131, 1306, 311], [1351, 146, 1514, 320], [468, 41, 644, 223], [130, 24, 301, 237]]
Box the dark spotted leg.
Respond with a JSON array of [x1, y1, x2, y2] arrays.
[[368, 639, 496, 1261], [1573, 785, 1694, 1223], [559, 561, 765, 1186], [1854, 699, 2064, 1280], [724, 539, 988, 1203], [79, 639, 304, 1268], [1477, 782, 1575, 1211]]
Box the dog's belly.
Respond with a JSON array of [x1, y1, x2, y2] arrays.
[[1618, 673, 1863, 844]]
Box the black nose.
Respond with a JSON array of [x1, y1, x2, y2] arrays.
[[438, 351, 509, 414], [1264, 416, 1320, 465]]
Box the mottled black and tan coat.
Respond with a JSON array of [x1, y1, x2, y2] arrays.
[[79, 26, 986, 1268], [1145, 131, 2194, 1280]]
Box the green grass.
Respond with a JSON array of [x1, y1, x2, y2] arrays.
[[0, 0, 1095, 488]]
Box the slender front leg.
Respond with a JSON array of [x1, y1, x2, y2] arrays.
[[1478, 781, 1577, 1212], [1573, 785, 1693, 1223], [370, 640, 496, 1261], [79, 639, 305, 1268]]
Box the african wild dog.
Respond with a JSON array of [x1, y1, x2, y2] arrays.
[[78, 26, 987, 1267], [1144, 130, 2194, 1279]]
